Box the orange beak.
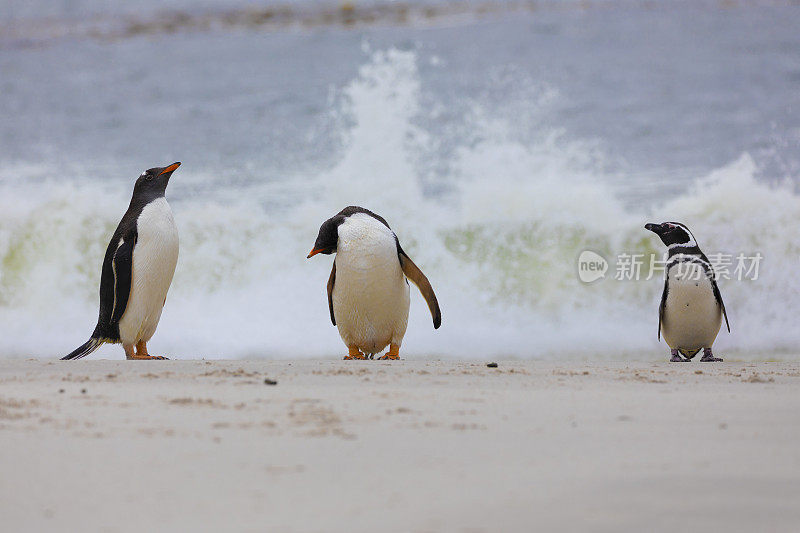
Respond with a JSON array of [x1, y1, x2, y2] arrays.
[[158, 162, 181, 176], [307, 248, 324, 258]]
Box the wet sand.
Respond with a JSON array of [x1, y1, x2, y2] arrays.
[[1, 359, 798, 532]]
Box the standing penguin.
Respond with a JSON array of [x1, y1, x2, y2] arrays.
[[307, 206, 441, 360], [62, 163, 181, 360], [645, 221, 730, 362]]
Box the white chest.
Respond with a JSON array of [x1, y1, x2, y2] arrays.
[[337, 220, 398, 275], [118, 198, 179, 345], [662, 261, 722, 350], [137, 198, 179, 250], [332, 214, 410, 354]]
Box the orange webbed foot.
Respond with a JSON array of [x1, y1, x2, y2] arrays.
[[126, 341, 168, 360], [344, 347, 366, 360], [378, 344, 401, 360]]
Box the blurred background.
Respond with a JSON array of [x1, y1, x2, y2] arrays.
[[0, 0, 798, 359]]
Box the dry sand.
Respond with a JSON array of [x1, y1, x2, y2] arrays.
[[1, 359, 798, 532]]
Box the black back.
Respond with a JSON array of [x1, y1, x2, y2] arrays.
[[92, 214, 138, 341]]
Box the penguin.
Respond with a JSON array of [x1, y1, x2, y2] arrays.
[[62, 162, 181, 360], [307, 206, 441, 360], [645, 221, 730, 362]]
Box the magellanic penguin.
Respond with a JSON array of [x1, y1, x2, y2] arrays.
[[62, 163, 181, 360], [645, 221, 730, 362], [307, 206, 441, 360]]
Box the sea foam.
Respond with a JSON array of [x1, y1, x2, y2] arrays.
[[1, 49, 798, 360]]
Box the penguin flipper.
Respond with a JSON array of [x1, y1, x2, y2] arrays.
[[658, 276, 668, 341], [95, 227, 136, 340], [398, 251, 441, 329], [721, 302, 730, 333], [327, 260, 336, 326], [703, 252, 731, 333], [62, 338, 104, 360], [711, 279, 731, 333], [110, 235, 136, 325]]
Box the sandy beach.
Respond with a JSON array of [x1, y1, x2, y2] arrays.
[[1, 359, 798, 532]]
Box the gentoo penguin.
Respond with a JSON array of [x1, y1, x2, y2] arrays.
[[307, 206, 441, 360], [62, 162, 181, 360], [645, 221, 730, 362]]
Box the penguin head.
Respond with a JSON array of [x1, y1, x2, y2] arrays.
[[645, 221, 696, 247], [307, 214, 345, 258], [132, 162, 180, 203]]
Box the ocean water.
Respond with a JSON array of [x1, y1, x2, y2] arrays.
[[1, 1, 799, 359]]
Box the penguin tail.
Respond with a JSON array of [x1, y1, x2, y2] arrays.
[[62, 338, 104, 360]]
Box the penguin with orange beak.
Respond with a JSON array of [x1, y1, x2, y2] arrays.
[[308, 206, 441, 360], [63, 163, 181, 360]]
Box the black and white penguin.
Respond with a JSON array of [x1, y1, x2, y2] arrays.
[[62, 162, 181, 360], [307, 206, 441, 360], [645, 221, 730, 362]]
